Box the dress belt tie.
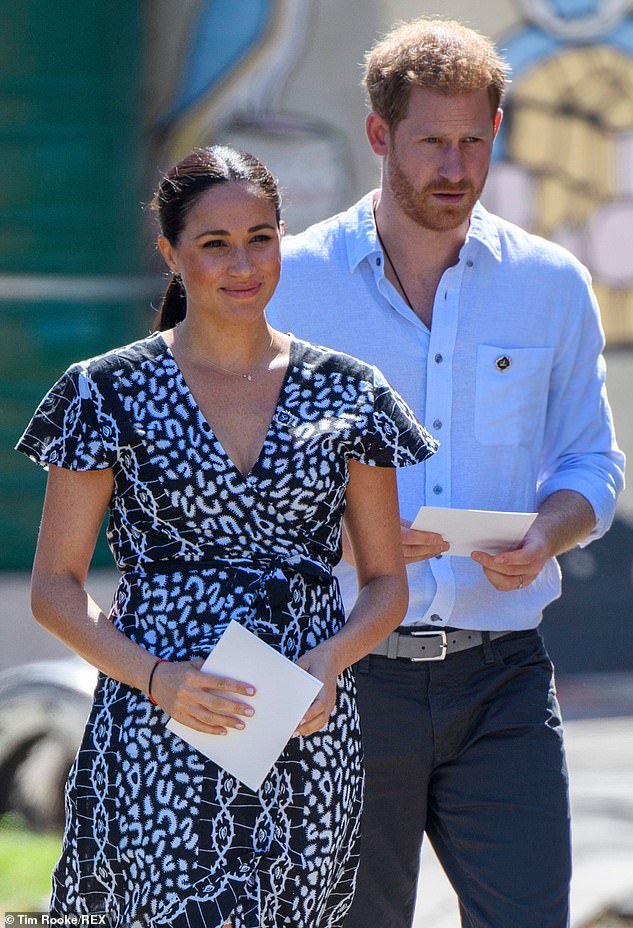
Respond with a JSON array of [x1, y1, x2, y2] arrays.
[[119, 554, 333, 638], [120, 553, 331, 583]]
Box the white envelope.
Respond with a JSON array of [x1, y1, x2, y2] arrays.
[[411, 506, 538, 557], [166, 620, 323, 791]]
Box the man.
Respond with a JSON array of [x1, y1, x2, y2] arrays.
[[267, 17, 625, 928]]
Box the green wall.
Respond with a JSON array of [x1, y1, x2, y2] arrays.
[[0, 2, 146, 569]]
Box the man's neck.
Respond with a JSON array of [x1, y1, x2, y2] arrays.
[[373, 190, 471, 327], [373, 189, 470, 276]]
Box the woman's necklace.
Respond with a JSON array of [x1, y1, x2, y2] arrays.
[[373, 206, 416, 313], [177, 330, 275, 382]]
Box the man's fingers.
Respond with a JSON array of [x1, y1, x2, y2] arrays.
[[480, 565, 535, 592], [401, 527, 445, 545], [403, 543, 449, 564], [471, 550, 531, 573]]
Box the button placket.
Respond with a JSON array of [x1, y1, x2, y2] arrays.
[[426, 273, 459, 512], [422, 258, 468, 628]]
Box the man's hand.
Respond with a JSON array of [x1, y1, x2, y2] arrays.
[[341, 517, 448, 565], [401, 518, 449, 564], [471, 491, 595, 591], [471, 524, 550, 592]]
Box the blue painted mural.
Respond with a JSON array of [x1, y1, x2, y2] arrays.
[[155, 0, 352, 233]]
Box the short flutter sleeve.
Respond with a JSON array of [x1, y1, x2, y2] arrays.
[[15, 364, 117, 471], [350, 366, 439, 467]]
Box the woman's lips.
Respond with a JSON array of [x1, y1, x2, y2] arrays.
[[220, 283, 262, 298]]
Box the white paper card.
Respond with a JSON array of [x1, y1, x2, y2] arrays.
[[166, 620, 323, 791], [411, 506, 538, 557]]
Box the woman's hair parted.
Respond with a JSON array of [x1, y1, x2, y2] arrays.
[[363, 18, 510, 128], [150, 146, 282, 331]]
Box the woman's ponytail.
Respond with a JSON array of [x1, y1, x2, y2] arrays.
[[155, 275, 186, 331]]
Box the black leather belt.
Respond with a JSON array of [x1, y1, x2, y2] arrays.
[[371, 628, 511, 661]]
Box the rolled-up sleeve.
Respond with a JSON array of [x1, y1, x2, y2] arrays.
[[535, 269, 625, 543]]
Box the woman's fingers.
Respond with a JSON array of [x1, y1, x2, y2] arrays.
[[292, 688, 336, 737], [152, 660, 256, 733], [197, 671, 256, 698]]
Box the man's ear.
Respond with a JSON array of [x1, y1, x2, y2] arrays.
[[366, 112, 391, 157], [279, 218, 286, 237], [157, 235, 178, 274], [493, 108, 503, 138]]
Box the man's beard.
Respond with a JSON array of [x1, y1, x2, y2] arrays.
[[387, 149, 487, 232]]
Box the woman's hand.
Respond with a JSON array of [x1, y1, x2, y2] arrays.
[[293, 644, 341, 737], [150, 658, 257, 736]]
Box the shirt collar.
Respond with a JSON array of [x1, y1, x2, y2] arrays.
[[345, 191, 381, 272], [464, 201, 503, 262], [344, 191, 503, 270]]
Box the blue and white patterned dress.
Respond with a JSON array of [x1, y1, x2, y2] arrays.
[[16, 332, 437, 928]]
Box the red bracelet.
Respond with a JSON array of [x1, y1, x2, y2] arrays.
[[148, 657, 168, 705]]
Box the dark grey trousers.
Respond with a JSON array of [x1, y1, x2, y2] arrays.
[[343, 629, 571, 928]]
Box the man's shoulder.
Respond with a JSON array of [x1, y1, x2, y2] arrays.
[[281, 196, 368, 264], [482, 207, 589, 278]]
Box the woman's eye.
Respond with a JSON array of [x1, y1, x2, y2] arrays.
[[203, 239, 226, 249]]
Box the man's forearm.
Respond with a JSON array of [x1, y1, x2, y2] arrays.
[[535, 489, 597, 557]]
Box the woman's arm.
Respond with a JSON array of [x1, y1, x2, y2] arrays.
[[296, 459, 408, 735], [31, 466, 255, 734]]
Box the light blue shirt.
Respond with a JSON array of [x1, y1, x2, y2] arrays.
[[267, 193, 625, 630]]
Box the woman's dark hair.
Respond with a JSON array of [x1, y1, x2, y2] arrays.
[[150, 145, 282, 331]]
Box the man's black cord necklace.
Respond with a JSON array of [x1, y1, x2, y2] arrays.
[[373, 206, 416, 312]]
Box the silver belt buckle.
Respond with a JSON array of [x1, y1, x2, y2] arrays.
[[409, 629, 447, 661]]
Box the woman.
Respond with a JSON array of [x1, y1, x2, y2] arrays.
[[16, 146, 437, 927]]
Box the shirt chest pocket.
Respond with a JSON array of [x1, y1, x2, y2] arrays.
[[474, 345, 554, 446]]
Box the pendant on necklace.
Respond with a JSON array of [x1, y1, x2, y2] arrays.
[[243, 374, 253, 382]]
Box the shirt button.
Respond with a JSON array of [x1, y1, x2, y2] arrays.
[[430, 613, 442, 622], [432, 419, 442, 429], [376, 257, 381, 266], [466, 259, 474, 268], [434, 353, 443, 363], [433, 484, 443, 495]]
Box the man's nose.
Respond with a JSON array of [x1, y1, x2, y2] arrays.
[[438, 145, 466, 182]]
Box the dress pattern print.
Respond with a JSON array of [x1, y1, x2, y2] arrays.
[[16, 333, 437, 928]]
